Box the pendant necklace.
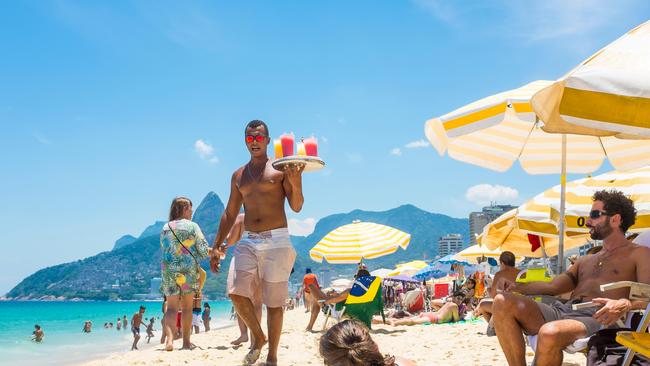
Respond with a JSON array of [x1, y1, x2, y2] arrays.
[[596, 243, 629, 267], [246, 159, 267, 182]]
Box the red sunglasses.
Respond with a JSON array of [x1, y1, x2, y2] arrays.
[[245, 135, 267, 143]]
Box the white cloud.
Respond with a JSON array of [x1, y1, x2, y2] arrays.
[[194, 139, 218, 164], [413, 0, 647, 50], [405, 139, 429, 149], [465, 184, 519, 206], [288, 218, 317, 236], [321, 136, 329, 144], [390, 148, 402, 156]]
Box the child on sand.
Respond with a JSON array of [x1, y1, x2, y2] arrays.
[[146, 318, 155, 343]]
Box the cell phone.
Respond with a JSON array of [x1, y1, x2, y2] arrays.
[[572, 301, 595, 310]]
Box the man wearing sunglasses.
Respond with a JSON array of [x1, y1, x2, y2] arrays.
[[491, 189, 650, 366], [209, 120, 305, 366]]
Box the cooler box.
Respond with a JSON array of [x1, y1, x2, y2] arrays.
[[434, 283, 449, 299]]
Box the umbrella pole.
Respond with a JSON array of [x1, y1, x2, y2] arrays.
[[557, 134, 567, 274]]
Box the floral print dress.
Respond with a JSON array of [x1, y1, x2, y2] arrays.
[[160, 219, 209, 296]]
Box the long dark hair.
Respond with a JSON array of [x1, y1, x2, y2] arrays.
[[319, 320, 396, 366], [169, 197, 192, 221]]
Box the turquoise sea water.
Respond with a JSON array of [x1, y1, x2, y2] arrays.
[[0, 300, 233, 366]]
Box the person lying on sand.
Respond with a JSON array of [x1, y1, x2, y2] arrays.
[[377, 291, 468, 326], [319, 319, 417, 366]]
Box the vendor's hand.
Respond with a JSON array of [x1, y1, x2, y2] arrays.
[[283, 163, 305, 184], [209, 246, 224, 273], [592, 298, 631, 326]]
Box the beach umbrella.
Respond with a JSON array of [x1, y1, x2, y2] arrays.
[[516, 166, 650, 237], [533, 21, 650, 138], [424, 80, 650, 175], [385, 274, 420, 283], [478, 209, 589, 257], [453, 244, 509, 265], [386, 265, 420, 277], [370, 268, 393, 278], [424, 63, 650, 272], [329, 279, 354, 292], [437, 254, 470, 266], [387, 261, 428, 277], [309, 221, 411, 264], [395, 260, 429, 269], [413, 263, 450, 280]]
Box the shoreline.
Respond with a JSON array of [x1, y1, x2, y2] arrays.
[[80, 308, 586, 366], [75, 321, 238, 366]]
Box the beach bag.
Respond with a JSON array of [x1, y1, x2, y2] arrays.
[[586, 328, 650, 366]]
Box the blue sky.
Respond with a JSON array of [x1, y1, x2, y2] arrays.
[[1, 1, 648, 294]]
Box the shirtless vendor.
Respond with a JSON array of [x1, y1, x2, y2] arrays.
[[210, 120, 305, 366]]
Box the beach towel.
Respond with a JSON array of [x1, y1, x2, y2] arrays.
[[344, 276, 385, 329]]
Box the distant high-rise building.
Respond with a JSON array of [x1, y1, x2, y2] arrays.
[[439, 234, 464, 257], [469, 204, 517, 245], [150, 277, 162, 296]]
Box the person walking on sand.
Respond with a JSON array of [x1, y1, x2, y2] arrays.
[[146, 317, 155, 343], [210, 120, 304, 366], [202, 302, 211, 332], [161, 197, 210, 351], [131, 305, 146, 350]]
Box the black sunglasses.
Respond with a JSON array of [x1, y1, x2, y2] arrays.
[[589, 210, 610, 219]]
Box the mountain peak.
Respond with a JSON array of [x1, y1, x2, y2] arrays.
[[192, 192, 225, 242], [139, 221, 166, 239], [112, 235, 137, 250]]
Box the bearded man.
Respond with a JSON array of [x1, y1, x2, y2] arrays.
[[492, 189, 650, 366]]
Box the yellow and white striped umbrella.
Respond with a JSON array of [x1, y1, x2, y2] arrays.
[[424, 80, 650, 174], [309, 221, 411, 264], [453, 244, 513, 265], [517, 166, 650, 237], [534, 21, 650, 138], [478, 209, 588, 257], [386, 260, 429, 277]]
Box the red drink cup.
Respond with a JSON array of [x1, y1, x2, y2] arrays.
[[304, 137, 318, 156], [280, 133, 295, 157]]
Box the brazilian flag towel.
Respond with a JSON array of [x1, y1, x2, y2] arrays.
[[344, 276, 385, 328]]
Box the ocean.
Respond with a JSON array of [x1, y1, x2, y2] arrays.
[[0, 300, 233, 366]]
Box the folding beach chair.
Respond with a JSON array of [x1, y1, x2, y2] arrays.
[[528, 281, 649, 355], [322, 302, 347, 329], [322, 276, 385, 329], [615, 282, 650, 366]]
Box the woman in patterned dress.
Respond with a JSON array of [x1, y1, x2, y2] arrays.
[[160, 197, 210, 351]]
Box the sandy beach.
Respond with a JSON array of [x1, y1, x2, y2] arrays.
[[82, 308, 585, 366]]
